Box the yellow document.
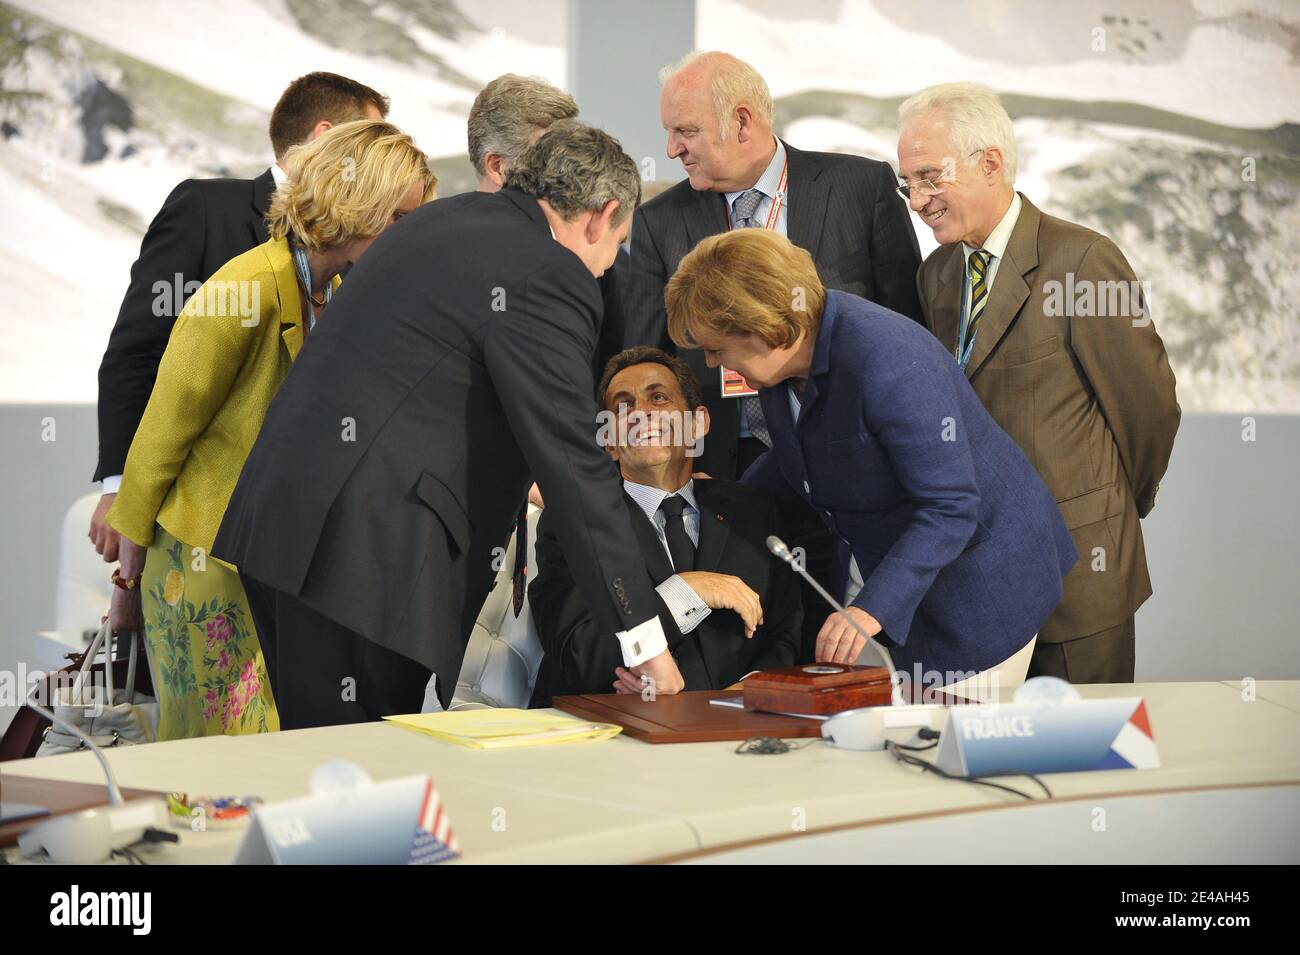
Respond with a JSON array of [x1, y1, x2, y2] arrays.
[[384, 709, 622, 749]]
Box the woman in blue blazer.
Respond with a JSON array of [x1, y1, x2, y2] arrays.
[[665, 229, 1076, 692]]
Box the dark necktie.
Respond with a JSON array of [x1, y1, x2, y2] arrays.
[[658, 494, 696, 572], [510, 500, 528, 617]]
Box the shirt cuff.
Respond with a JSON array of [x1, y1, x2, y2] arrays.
[[101, 474, 123, 494], [657, 574, 712, 634], [616, 616, 669, 668]]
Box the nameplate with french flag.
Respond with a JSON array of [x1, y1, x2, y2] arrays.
[[933, 697, 1159, 776]]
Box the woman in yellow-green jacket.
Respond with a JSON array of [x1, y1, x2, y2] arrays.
[[106, 120, 436, 740]]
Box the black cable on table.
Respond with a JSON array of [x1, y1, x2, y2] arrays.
[[886, 740, 1053, 800]]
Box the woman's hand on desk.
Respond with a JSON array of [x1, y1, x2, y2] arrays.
[[815, 606, 882, 665]]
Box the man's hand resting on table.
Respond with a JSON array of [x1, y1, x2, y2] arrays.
[[613, 648, 685, 697], [677, 571, 763, 638]]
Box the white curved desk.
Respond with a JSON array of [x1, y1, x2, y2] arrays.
[[2, 681, 1297, 864]]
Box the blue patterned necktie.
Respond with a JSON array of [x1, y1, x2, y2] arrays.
[[732, 188, 763, 227], [732, 188, 772, 446]]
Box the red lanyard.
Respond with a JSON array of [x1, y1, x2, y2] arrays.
[[725, 159, 789, 231]]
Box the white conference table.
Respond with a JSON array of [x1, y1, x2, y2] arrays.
[[3, 680, 1298, 864]]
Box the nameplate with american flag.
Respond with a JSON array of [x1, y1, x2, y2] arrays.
[[231, 773, 461, 865]]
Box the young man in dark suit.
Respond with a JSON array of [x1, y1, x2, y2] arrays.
[[214, 121, 690, 727], [530, 347, 802, 705], [89, 72, 388, 560]]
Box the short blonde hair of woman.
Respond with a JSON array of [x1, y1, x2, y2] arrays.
[[666, 229, 825, 351], [267, 119, 437, 251]]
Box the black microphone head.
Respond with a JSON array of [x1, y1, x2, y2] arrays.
[[766, 535, 792, 562]]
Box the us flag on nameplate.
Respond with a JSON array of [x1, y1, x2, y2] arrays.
[[408, 779, 461, 864]]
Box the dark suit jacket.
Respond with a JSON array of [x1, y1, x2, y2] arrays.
[[212, 188, 665, 709], [529, 478, 802, 704], [916, 195, 1180, 643], [95, 169, 276, 481], [745, 290, 1078, 679], [621, 141, 924, 478]]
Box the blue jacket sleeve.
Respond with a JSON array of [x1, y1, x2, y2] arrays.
[[851, 360, 981, 644]]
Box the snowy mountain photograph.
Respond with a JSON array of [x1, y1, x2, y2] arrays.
[[1, 0, 1297, 410]]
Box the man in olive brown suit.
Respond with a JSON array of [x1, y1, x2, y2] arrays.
[[898, 82, 1180, 684]]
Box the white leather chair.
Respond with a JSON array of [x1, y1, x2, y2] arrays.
[[31, 493, 113, 670], [422, 505, 545, 711]]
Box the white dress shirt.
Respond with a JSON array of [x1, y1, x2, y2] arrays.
[[958, 192, 1023, 337], [621, 477, 712, 635], [723, 138, 788, 236], [725, 139, 788, 439]]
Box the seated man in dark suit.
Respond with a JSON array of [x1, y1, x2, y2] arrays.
[[530, 347, 801, 705]]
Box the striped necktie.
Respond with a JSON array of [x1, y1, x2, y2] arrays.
[[962, 249, 992, 359], [733, 188, 772, 446]]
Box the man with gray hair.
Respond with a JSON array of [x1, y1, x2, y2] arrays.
[[467, 73, 579, 191], [897, 82, 1180, 684], [466, 74, 625, 403], [215, 120, 691, 727], [622, 50, 923, 665], [623, 50, 923, 483]]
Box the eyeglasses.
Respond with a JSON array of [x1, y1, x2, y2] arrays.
[[896, 149, 986, 201]]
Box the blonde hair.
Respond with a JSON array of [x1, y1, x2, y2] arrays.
[[898, 82, 1018, 183], [267, 119, 437, 250], [666, 230, 823, 351], [659, 51, 773, 140]]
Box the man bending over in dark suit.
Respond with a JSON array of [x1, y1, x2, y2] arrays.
[[215, 122, 690, 726], [529, 347, 802, 705]]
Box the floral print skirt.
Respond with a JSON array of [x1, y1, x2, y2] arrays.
[[141, 525, 279, 740]]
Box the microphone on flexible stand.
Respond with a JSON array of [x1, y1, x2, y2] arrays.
[[766, 534, 904, 706], [15, 678, 168, 863], [24, 694, 126, 805]]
